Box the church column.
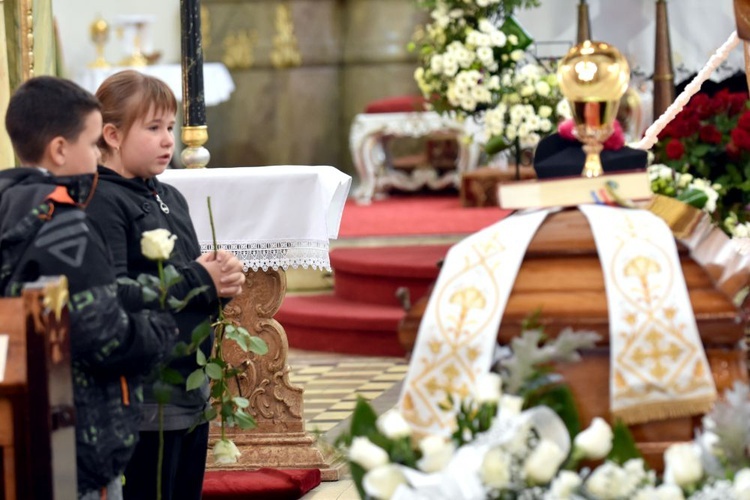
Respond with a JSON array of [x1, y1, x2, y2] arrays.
[[180, 0, 210, 168]]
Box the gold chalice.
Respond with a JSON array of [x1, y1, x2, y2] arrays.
[[88, 16, 110, 69], [557, 40, 630, 177]]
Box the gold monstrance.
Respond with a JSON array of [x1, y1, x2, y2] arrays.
[[88, 17, 110, 69], [557, 41, 630, 178]]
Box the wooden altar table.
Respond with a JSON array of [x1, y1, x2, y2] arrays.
[[158, 165, 351, 480]]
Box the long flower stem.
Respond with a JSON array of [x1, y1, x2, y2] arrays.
[[157, 403, 164, 500], [158, 260, 166, 309], [207, 197, 218, 258]]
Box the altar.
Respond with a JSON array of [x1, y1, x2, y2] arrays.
[[158, 165, 351, 478]]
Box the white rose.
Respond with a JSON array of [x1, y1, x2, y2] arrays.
[[349, 436, 389, 471], [140, 228, 177, 261], [524, 440, 566, 485], [416, 435, 454, 473], [212, 439, 241, 465], [574, 417, 613, 460], [632, 485, 685, 500], [376, 409, 412, 439], [585, 462, 629, 499], [363, 464, 407, 500], [664, 443, 703, 487], [474, 372, 502, 403], [734, 468, 750, 499], [499, 394, 523, 416], [480, 447, 511, 489], [546, 470, 582, 499]]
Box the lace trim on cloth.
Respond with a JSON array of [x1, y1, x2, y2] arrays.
[[199, 239, 331, 272]]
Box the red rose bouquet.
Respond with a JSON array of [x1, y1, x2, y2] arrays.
[[652, 89, 750, 236]]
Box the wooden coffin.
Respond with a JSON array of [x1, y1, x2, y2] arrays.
[[399, 208, 748, 470]]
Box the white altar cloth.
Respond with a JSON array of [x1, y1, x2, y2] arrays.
[[158, 166, 351, 271]]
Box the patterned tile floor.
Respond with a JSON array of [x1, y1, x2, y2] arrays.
[[285, 349, 409, 500]]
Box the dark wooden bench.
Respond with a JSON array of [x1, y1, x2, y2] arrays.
[[0, 276, 76, 499]]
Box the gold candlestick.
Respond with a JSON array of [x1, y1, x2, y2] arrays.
[[88, 17, 110, 69], [120, 21, 148, 67]]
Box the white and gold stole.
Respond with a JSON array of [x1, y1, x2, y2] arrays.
[[579, 204, 716, 423], [399, 210, 550, 435]]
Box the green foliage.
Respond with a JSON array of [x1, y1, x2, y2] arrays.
[[524, 383, 581, 440], [606, 420, 643, 465]]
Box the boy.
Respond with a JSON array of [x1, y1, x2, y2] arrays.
[[1, 76, 178, 499]]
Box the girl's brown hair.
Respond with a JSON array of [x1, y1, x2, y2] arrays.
[[95, 70, 177, 157]]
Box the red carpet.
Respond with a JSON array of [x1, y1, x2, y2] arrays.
[[202, 468, 321, 499], [339, 195, 510, 238]]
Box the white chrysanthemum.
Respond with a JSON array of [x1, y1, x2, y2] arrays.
[[538, 105, 552, 118], [535, 80, 551, 96], [490, 31, 507, 47]]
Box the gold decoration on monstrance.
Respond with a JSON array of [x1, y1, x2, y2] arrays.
[[270, 4, 301, 69], [557, 40, 630, 178], [88, 16, 110, 69], [222, 30, 257, 70]]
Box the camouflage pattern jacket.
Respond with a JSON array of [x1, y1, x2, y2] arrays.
[[0, 167, 177, 495]]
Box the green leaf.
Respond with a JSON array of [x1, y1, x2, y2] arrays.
[[221, 402, 234, 418], [160, 368, 185, 385], [171, 341, 190, 357], [225, 324, 238, 336], [167, 296, 183, 310], [186, 369, 206, 391], [137, 273, 161, 288], [607, 420, 643, 465], [204, 406, 218, 422], [225, 328, 249, 352], [233, 396, 250, 409], [234, 410, 257, 430], [485, 134, 511, 155], [677, 188, 708, 209], [141, 286, 159, 303], [210, 380, 224, 399], [191, 320, 212, 346], [500, 15, 534, 50], [349, 462, 367, 500], [249, 336, 269, 355], [163, 264, 183, 288], [196, 349, 207, 367], [205, 362, 223, 380], [350, 397, 378, 438]]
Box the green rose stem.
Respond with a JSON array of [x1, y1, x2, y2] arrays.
[[156, 258, 166, 500], [207, 196, 226, 442]]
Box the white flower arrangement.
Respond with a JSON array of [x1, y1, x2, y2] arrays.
[[412, 0, 539, 118], [648, 164, 721, 215], [483, 62, 570, 153], [337, 326, 750, 500]]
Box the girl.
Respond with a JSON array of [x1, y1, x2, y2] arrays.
[[86, 70, 245, 500]]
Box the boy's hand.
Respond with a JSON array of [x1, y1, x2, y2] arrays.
[[197, 251, 245, 297]]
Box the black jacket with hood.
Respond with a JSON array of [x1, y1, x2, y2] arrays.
[[86, 165, 219, 433], [0, 167, 178, 495]]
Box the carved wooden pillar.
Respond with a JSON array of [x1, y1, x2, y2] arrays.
[[0, 0, 13, 168], [653, 0, 675, 120], [576, 0, 591, 44], [206, 268, 345, 480]]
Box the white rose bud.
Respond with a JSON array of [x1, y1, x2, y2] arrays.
[[212, 439, 241, 465], [416, 435, 455, 473], [140, 228, 177, 261], [474, 372, 502, 404], [548, 470, 582, 499], [376, 409, 412, 439], [349, 436, 389, 471], [524, 440, 566, 485], [663, 443, 703, 487], [734, 468, 750, 499], [574, 417, 613, 460], [480, 447, 511, 489], [363, 464, 407, 500]]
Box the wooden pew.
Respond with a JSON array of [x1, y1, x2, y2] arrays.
[[0, 276, 76, 499]]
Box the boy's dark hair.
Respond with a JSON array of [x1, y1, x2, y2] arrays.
[[5, 76, 101, 164]]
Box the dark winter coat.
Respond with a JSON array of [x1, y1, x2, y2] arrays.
[[0, 167, 178, 495], [86, 165, 219, 432]]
